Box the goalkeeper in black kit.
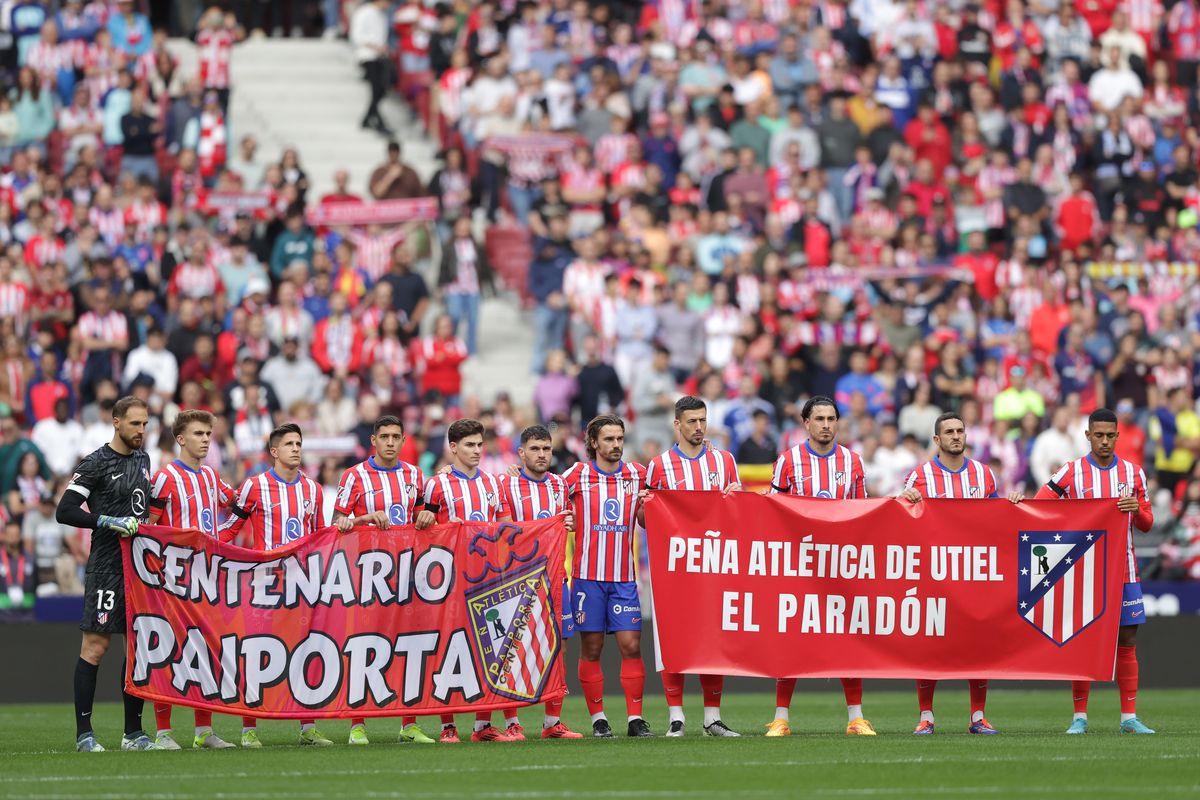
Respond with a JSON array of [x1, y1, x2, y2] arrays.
[[56, 397, 155, 752]]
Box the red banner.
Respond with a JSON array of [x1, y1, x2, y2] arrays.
[[121, 520, 568, 718], [304, 197, 439, 227], [646, 493, 1127, 681]]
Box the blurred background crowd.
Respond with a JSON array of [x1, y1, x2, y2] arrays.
[[1, 0, 1199, 610]]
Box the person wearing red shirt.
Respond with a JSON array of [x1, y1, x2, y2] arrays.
[[1078, 0, 1120, 37], [903, 103, 952, 177], [1115, 400, 1148, 464], [904, 159, 954, 219], [1056, 173, 1099, 252], [410, 313, 468, 404], [178, 333, 229, 395], [27, 351, 72, 423], [993, 0, 1045, 69], [1028, 285, 1072, 357], [954, 230, 1001, 302]]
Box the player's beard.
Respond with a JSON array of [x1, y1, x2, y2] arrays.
[[120, 431, 144, 451], [942, 442, 965, 456]]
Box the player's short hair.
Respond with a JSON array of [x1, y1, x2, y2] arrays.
[[802, 395, 839, 421], [520, 424, 552, 445], [448, 418, 484, 445], [172, 409, 214, 439], [268, 423, 303, 450], [933, 411, 964, 437], [112, 396, 148, 420], [585, 414, 624, 459], [1087, 408, 1118, 429], [674, 395, 706, 420], [372, 415, 404, 436]]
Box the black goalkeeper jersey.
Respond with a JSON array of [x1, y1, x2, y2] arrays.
[[65, 444, 151, 573]]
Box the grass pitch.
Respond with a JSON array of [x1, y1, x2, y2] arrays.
[[1, 689, 1197, 799]]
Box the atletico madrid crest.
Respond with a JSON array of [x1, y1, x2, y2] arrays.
[[465, 558, 561, 703], [1017, 530, 1107, 646]]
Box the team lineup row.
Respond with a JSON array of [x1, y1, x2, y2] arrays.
[[56, 395, 1157, 752]]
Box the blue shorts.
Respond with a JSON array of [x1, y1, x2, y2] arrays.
[[572, 579, 642, 633], [1120, 582, 1146, 627]]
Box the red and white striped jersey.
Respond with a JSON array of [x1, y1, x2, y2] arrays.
[[499, 471, 570, 521], [196, 28, 234, 89], [347, 228, 407, 284], [336, 457, 425, 526], [219, 469, 326, 551], [1040, 455, 1151, 582], [0, 282, 30, 334], [23, 234, 65, 268], [150, 460, 234, 536], [903, 457, 998, 499], [646, 445, 738, 492], [88, 206, 125, 248], [561, 163, 604, 212], [771, 442, 867, 499], [595, 132, 636, 174], [562, 460, 647, 582], [423, 469, 505, 523], [76, 310, 128, 344], [124, 200, 167, 242], [168, 261, 224, 299]]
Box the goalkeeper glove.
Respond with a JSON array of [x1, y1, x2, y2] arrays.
[[97, 515, 139, 537]]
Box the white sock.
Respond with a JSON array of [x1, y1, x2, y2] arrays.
[[504, 715, 520, 727], [157, 728, 171, 736], [590, 712, 607, 724], [774, 706, 789, 722], [442, 722, 456, 730], [1121, 713, 1136, 723], [300, 722, 315, 732], [242, 725, 256, 734], [919, 711, 934, 723], [669, 707, 684, 724], [195, 726, 212, 736], [703, 707, 720, 727], [847, 704, 863, 722], [628, 715, 642, 723], [473, 720, 490, 732], [1073, 712, 1087, 721], [971, 710, 984, 723], [543, 716, 560, 728]]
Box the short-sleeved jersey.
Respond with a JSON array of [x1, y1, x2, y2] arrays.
[[336, 457, 425, 527], [66, 444, 152, 572], [1042, 455, 1150, 582], [423, 468, 505, 523], [645, 445, 739, 492], [149, 460, 234, 537], [771, 442, 867, 499], [218, 469, 325, 551], [903, 457, 998, 499], [562, 460, 647, 582], [499, 470, 570, 521]]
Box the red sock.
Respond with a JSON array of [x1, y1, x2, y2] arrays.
[[475, 712, 492, 723], [699, 674, 724, 708], [301, 719, 315, 726], [578, 659, 605, 715], [440, 714, 455, 725], [1072, 681, 1091, 714], [620, 658, 645, 718], [662, 671, 685, 708], [840, 678, 862, 707], [351, 717, 365, 727], [1117, 645, 1138, 715], [193, 709, 212, 728], [242, 716, 256, 728], [154, 703, 172, 732], [401, 716, 416, 726], [775, 678, 797, 709], [969, 680, 988, 716], [917, 680, 937, 712], [544, 696, 564, 718]]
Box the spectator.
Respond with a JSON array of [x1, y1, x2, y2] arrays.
[[1149, 388, 1200, 495], [528, 213, 573, 374], [737, 409, 778, 464], [261, 336, 326, 414], [1030, 407, 1078, 487], [0, 517, 37, 609], [119, 87, 160, 183], [437, 215, 493, 356], [351, 0, 393, 136], [369, 141, 424, 200], [993, 366, 1046, 422], [533, 349, 578, 424], [629, 345, 675, 452], [576, 335, 623, 423], [122, 326, 178, 403], [269, 209, 315, 280], [107, 0, 152, 58], [31, 399, 84, 478], [411, 314, 467, 406]]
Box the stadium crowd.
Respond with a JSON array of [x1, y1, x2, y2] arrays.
[[3, 0, 1200, 612]]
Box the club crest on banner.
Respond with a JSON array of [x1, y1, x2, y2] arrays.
[[1017, 530, 1107, 646], [466, 558, 560, 703]]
